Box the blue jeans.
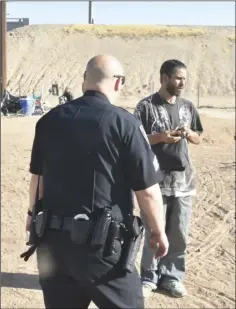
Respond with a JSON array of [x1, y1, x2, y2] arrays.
[[140, 195, 192, 288]]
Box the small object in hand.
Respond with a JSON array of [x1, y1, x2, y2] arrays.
[[170, 130, 182, 137]]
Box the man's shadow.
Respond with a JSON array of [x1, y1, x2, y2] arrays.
[[1, 272, 41, 290]]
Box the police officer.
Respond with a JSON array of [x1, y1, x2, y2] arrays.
[[25, 55, 169, 309]]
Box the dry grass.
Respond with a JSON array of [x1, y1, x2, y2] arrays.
[[63, 24, 205, 38]]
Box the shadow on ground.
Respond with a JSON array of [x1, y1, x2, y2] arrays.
[[1, 272, 41, 290]]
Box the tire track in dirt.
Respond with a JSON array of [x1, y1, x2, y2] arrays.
[[192, 172, 217, 224], [191, 169, 226, 238], [188, 165, 233, 262], [189, 143, 234, 236], [183, 145, 235, 309], [187, 281, 235, 308], [188, 209, 234, 262]]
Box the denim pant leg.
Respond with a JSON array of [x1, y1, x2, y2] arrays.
[[140, 203, 167, 288], [159, 195, 192, 283]]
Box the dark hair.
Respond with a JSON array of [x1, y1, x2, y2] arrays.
[[160, 59, 187, 78]]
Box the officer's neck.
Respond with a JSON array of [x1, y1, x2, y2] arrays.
[[84, 86, 115, 104], [158, 87, 176, 104]]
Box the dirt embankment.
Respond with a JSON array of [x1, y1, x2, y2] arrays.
[[6, 25, 235, 108]]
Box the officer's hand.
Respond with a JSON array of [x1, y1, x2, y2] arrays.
[[159, 131, 181, 144], [26, 215, 32, 232], [150, 231, 169, 258]]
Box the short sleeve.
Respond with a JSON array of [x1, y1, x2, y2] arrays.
[[122, 120, 163, 191], [133, 100, 149, 133], [29, 120, 44, 175], [190, 104, 204, 135]]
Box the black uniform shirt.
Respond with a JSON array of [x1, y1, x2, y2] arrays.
[[30, 90, 162, 219]]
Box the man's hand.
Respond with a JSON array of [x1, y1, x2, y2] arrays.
[[170, 130, 183, 137], [150, 231, 169, 258], [26, 215, 32, 232], [148, 131, 181, 145], [185, 129, 201, 144], [170, 127, 201, 145], [159, 131, 182, 144]]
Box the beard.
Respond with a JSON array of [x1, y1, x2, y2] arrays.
[[166, 84, 183, 97]]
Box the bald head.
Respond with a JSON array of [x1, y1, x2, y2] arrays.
[[85, 55, 124, 85], [82, 55, 125, 103]]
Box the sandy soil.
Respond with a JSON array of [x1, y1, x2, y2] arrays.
[[1, 107, 235, 308]]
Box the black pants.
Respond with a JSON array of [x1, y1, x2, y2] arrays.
[[37, 230, 144, 309]]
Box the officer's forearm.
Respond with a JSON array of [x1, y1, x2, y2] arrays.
[[135, 183, 165, 236], [29, 174, 43, 211]]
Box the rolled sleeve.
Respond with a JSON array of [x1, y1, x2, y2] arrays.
[[133, 100, 149, 133]]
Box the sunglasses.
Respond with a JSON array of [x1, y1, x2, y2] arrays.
[[84, 72, 126, 85], [113, 75, 126, 85]]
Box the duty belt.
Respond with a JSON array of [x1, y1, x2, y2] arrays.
[[49, 215, 73, 231], [48, 214, 125, 239]]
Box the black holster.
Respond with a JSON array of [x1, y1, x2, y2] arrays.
[[70, 214, 92, 245], [35, 210, 50, 238], [21, 199, 46, 262], [28, 199, 44, 246], [70, 208, 112, 250], [90, 208, 112, 248], [104, 220, 122, 256], [121, 216, 144, 273]]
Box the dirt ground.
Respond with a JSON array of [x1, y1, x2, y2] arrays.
[[1, 108, 235, 309]]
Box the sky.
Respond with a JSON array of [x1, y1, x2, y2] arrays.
[[6, 1, 235, 26]]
